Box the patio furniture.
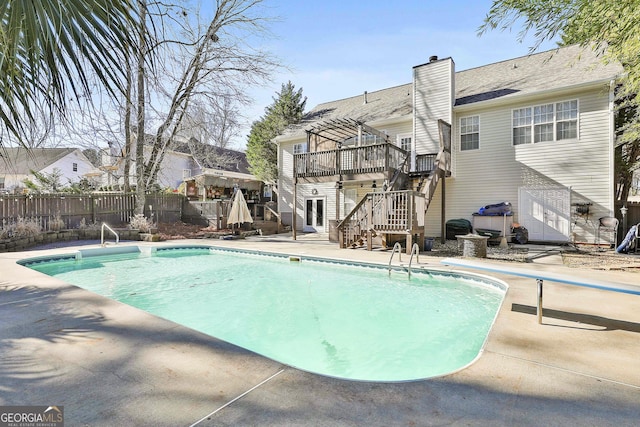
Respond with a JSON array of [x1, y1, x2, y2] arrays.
[[596, 216, 619, 249]]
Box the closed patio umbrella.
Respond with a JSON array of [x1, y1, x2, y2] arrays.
[[227, 190, 253, 226]]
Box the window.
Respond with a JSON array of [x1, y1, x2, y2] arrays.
[[397, 135, 412, 152], [534, 104, 554, 143], [556, 100, 578, 140], [460, 116, 479, 151], [512, 108, 532, 145], [182, 169, 191, 179], [343, 188, 357, 217], [293, 143, 307, 154], [72, 162, 78, 172], [512, 100, 578, 145]]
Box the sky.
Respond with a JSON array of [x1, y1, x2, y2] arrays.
[[231, 0, 559, 149]]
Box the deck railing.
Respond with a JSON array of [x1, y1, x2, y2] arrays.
[[415, 153, 437, 173], [338, 190, 425, 249], [294, 143, 409, 178]]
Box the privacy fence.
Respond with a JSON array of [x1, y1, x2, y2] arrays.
[[0, 193, 184, 231]]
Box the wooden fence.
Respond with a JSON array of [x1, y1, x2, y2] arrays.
[[0, 193, 184, 231], [616, 201, 640, 233]]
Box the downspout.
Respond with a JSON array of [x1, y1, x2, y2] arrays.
[[608, 79, 616, 216]]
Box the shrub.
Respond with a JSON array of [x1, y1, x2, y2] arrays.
[[129, 213, 155, 233], [77, 218, 101, 230], [0, 217, 42, 239], [49, 211, 65, 231]]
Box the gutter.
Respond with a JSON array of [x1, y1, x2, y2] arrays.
[[453, 76, 623, 112]]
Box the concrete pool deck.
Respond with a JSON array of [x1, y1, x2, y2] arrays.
[[1, 237, 639, 426]]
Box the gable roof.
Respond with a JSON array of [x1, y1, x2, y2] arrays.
[[277, 44, 623, 141], [173, 141, 251, 174], [455, 44, 623, 106], [0, 148, 79, 175]]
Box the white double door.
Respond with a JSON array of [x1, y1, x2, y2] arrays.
[[518, 187, 570, 242], [304, 197, 325, 232]]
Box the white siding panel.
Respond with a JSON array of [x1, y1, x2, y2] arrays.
[[414, 59, 454, 154], [446, 88, 613, 242]]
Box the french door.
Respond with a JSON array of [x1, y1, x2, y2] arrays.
[[304, 197, 326, 232]]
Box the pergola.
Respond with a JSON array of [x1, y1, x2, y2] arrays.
[[305, 118, 389, 151]]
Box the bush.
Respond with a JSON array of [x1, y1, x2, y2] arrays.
[[49, 211, 65, 231], [129, 213, 155, 233], [77, 218, 101, 230], [0, 217, 42, 239]]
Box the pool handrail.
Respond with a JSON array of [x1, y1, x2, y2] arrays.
[[408, 243, 420, 279], [440, 257, 640, 324], [388, 242, 403, 276], [101, 223, 120, 247]]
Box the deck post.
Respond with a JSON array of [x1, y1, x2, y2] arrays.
[[292, 179, 297, 240], [537, 279, 544, 324]]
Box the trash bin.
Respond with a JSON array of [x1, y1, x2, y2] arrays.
[[424, 237, 434, 251], [446, 218, 472, 240]]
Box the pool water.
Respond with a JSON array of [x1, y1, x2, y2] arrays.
[[26, 247, 506, 382]]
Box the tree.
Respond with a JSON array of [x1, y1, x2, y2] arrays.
[[128, 0, 277, 214], [246, 81, 307, 184], [0, 0, 140, 141], [23, 169, 64, 193], [479, 0, 640, 201]]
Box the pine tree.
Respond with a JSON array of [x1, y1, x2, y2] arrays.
[[246, 81, 306, 184]]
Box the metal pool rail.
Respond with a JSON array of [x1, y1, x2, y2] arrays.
[[101, 222, 120, 247], [440, 258, 640, 324]]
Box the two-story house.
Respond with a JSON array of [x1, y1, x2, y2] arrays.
[[0, 148, 97, 193], [274, 44, 624, 250]]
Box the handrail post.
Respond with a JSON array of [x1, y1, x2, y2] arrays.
[[388, 242, 403, 275], [408, 243, 420, 279], [537, 279, 544, 324], [101, 222, 120, 247]]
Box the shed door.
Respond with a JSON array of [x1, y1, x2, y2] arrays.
[[518, 187, 570, 242]]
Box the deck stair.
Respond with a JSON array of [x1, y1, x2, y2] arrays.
[[337, 120, 451, 252], [338, 190, 425, 252]]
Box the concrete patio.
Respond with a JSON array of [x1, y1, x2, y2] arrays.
[[1, 237, 639, 426]]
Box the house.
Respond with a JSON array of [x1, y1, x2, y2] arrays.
[[274, 45, 624, 249], [0, 147, 97, 192], [100, 141, 201, 190], [101, 138, 263, 199]]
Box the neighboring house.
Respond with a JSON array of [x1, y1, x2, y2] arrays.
[[101, 137, 261, 197], [274, 45, 624, 247], [101, 141, 201, 190], [0, 147, 97, 192]]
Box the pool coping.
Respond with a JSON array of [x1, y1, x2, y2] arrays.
[[1, 238, 640, 426], [19, 243, 510, 383]]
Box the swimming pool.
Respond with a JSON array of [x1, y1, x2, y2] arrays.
[[21, 245, 507, 382]]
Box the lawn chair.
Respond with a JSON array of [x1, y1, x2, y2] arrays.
[[596, 216, 618, 250]]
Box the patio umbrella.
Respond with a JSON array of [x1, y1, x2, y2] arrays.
[[227, 190, 253, 226]]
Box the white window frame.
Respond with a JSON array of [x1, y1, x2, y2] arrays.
[[293, 142, 307, 154], [556, 100, 578, 140], [182, 169, 191, 179], [397, 133, 412, 152], [72, 162, 78, 172], [512, 99, 579, 146], [342, 188, 357, 218], [459, 116, 480, 151]]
